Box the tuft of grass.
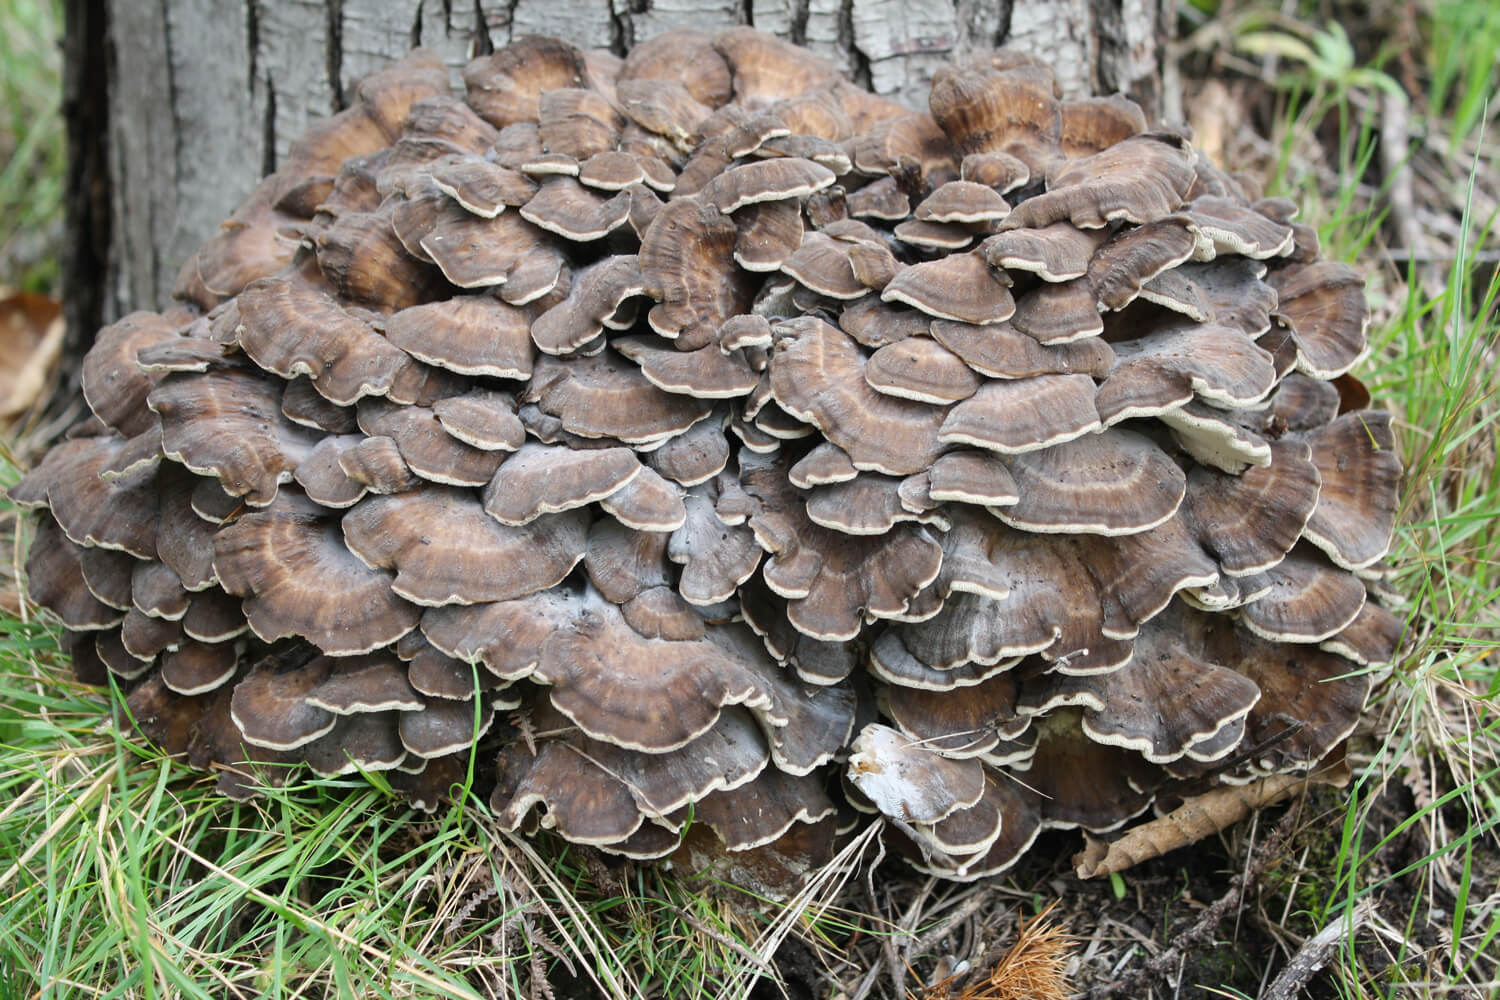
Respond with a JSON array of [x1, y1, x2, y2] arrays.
[[0, 0, 65, 292]]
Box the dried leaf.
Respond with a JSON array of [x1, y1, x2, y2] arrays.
[[0, 288, 63, 418]]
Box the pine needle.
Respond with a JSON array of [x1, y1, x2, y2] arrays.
[[918, 901, 1074, 1000]]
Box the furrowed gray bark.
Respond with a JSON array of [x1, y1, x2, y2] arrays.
[[64, 0, 1170, 338]]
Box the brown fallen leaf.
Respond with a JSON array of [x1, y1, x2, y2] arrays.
[[0, 287, 64, 419], [1073, 764, 1351, 879]]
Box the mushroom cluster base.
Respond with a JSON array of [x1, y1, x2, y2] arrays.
[[15, 29, 1403, 891]]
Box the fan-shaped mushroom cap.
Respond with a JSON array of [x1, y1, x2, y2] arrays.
[[929, 64, 1061, 173], [881, 672, 1025, 757], [342, 487, 587, 606], [76, 546, 136, 610], [1193, 613, 1371, 778], [977, 222, 1106, 282], [525, 350, 714, 444], [1096, 325, 1277, 424], [150, 370, 321, 506], [229, 658, 339, 751], [428, 157, 538, 217], [25, 516, 124, 630], [396, 696, 497, 758], [420, 205, 564, 291], [1181, 441, 1320, 576], [906, 776, 1042, 881], [1269, 261, 1370, 378], [640, 198, 758, 350], [1021, 615, 1260, 763], [689, 768, 837, 852], [929, 318, 1115, 379], [998, 428, 1187, 536], [153, 473, 221, 589], [916, 181, 1011, 224], [769, 317, 947, 476], [1323, 598, 1404, 668], [384, 295, 534, 379], [519, 177, 633, 241], [356, 399, 504, 487], [645, 414, 731, 486], [864, 338, 981, 404], [11, 434, 161, 556], [481, 442, 639, 525], [213, 495, 419, 654], [960, 150, 1030, 194], [338, 436, 420, 494], [131, 559, 189, 619], [846, 176, 910, 220], [700, 158, 835, 214], [81, 312, 179, 436], [804, 473, 932, 535], [237, 278, 430, 406], [281, 377, 358, 433], [847, 723, 986, 824], [938, 375, 1100, 454], [882, 254, 1016, 325], [740, 452, 943, 640], [1003, 133, 1196, 231], [613, 336, 760, 399], [316, 210, 444, 311], [429, 390, 525, 452], [1294, 411, 1400, 570], [1087, 216, 1201, 311], [1060, 94, 1147, 155], [462, 36, 593, 129], [159, 640, 239, 696], [727, 199, 803, 274], [781, 232, 868, 300], [525, 591, 778, 752], [669, 486, 763, 605], [1241, 546, 1367, 643], [713, 27, 839, 107], [616, 77, 714, 149]]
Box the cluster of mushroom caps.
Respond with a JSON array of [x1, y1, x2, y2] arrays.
[[14, 28, 1403, 889]]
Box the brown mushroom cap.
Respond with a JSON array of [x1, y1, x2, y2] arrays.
[[640, 198, 758, 350], [81, 312, 180, 436], [1003, 133, 1197, 231], [1268, 261, 1371, 379], [356, 399, 505, 487], [1294, 411, 1401, 570], [150, 370, 322, 507], [998, 429, 1187, 536], [342, 486, 588, 606], [977, 222, 1106, 281], [237, 278, 430, 406], [213, 495, 419, 654], [929, 318, 1115, 379], [882, 254, 1016, 325], [385, 295, 535, 379], [769, 316, 947, 476], [864, 338, 982, 404], [740, 451, 943, 640], [938, 374, 1100, 454]]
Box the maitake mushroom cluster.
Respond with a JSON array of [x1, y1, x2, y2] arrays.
[[15, 29, 1403, 885]]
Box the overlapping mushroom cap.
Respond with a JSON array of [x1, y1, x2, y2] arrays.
[[15, 31, 1403, 890]]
